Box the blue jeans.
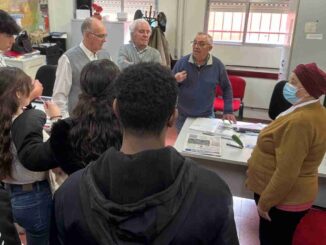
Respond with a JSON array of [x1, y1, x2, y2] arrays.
[[6, 180, 52, 245]]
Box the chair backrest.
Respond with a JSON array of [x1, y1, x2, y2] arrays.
[[35, 65, 57, 97], [293, 208, 326, 245], [216, 75, 246, 100], [268, 80, 292, 120]]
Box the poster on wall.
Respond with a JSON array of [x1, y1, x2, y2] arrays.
[[0, 0, 40, 32]]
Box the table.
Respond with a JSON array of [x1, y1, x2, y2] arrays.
[[174, 118, 326, 207], [4, 55, 46, 79]]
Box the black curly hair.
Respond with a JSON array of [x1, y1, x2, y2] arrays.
[[69, 59, 122, 164], [0, 67, 33, 179], [114, 62, 178, 135], [0, 10, 21, 35]]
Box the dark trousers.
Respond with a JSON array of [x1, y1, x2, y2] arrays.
[[254, 193, 308, 245], [0, 184, 21, 245]]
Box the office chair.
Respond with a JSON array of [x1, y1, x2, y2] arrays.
[[268, 80, 292, 120], [213, 75, 246, 120], [35, 65, 57, 97], [292, 208, 326, 245]]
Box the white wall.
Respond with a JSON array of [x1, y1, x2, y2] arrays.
[[48, 0, 74, 47], [160, 0, 282, 69], [212, 45, 282, 68], [159, 0, 178, 58], [47, 0, 282, 69], [289, 0, 326, 71], [53, 0, 326, 114]]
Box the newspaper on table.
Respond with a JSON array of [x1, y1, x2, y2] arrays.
[[189, 118, 219, 133], [183, 133, 221, 157]]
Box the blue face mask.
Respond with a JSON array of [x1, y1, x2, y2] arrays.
[[283, 82, 300, 104]]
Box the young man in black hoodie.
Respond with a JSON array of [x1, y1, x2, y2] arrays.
[[50, 63, 239, 245]]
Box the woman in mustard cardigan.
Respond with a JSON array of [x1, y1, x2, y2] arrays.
[[246, 63, 326, 245]]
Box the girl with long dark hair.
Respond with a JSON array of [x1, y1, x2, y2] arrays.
[[0, 67, 54, 245], [49, 59, 122, 174]]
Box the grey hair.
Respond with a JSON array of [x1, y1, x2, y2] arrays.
[[196, 32, 213, 46], [81, 17, 93, 34], [129, 19, 151, 34]]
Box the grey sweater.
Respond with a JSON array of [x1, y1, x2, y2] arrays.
[[65, 47, 111, 114]]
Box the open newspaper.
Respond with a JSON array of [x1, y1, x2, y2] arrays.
[[188, 118, 266, 141], [183, 133, 221, 157]]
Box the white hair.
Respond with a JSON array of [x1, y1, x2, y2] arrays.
[[129, 19, 151, 33], [81, 17, 93, 34], [196, 32, 213, 46]]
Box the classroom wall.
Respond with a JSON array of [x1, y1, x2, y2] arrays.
[[47, 0, 324, 113], [48, 0, 74, 47], [48, 0, 283, 69], [288, 0, 326, 71], [160, 0, 282, 69]]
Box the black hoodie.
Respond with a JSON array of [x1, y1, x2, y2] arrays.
[[51, 147, 239, 245]]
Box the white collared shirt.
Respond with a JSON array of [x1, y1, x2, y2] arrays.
[[189, 54, 212, 67], [277, 99, 320, 119], [52, 42, 98, 118], [132, 42, 148, 55], [80, 42, 98, 61], [0, 52, 7, 67]]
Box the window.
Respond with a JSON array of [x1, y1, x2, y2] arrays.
[[94, 0, 157, 21], [207, 0, 290, 45]]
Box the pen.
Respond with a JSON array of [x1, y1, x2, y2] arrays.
[[202, 132, 232, 140], [202, 132, 214, 136], [226, 143, 243, 149]]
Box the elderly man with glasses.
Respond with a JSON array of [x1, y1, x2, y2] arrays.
[[173, 32, 236, 131], [117, 18, 162, 70], [52, 17, 111, 118]]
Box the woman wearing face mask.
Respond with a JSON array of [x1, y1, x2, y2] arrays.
[[246, 63, 326, 245]]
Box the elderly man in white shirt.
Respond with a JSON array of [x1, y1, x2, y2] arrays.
[[52, 17, 111, 118]]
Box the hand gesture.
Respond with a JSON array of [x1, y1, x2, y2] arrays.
[[222, 113, 237, 124], [29, 79, 43, 101], [175, 71, 187, 83], [44, 101, 61, 119]]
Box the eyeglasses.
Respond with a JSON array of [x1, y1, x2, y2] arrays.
[[88, 31, 107, 39], [191, 40, 209, 48]]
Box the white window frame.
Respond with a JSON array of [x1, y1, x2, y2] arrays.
[[205, 0, 290, 46]]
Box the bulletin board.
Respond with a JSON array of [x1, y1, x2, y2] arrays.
[[0, 0, 40, 32]]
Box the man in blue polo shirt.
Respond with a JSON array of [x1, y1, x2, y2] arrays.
[[173, 32, 236, 131]]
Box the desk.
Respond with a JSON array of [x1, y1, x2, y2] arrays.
[[174, 118, 326, 207], [4, 55, 46, 79]]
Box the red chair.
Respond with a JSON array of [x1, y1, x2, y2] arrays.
[[213, 75, 246, 120], [292, 208, 326, 245]]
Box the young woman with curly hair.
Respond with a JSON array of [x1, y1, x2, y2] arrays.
[[0, 67, 53, 245], [49, 59, 122, 174]]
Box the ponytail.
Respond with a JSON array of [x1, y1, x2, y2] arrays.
[[0, 67, 32, 179]]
